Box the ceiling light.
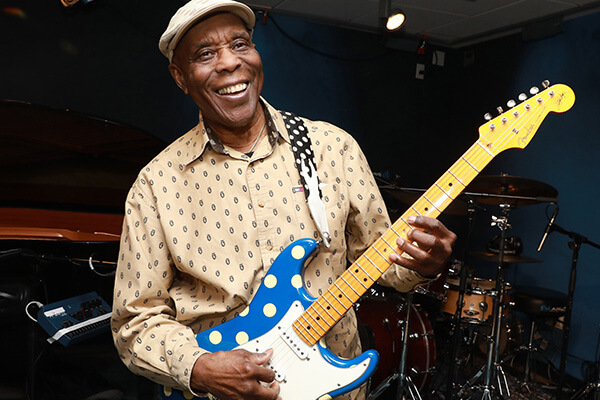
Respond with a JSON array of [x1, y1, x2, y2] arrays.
[[386, 9, 405, 31]]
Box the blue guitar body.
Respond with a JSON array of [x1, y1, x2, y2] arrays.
[[162, 238, 379, 400]]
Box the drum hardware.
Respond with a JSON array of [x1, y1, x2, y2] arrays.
[[570, 329, 600, 400], [444, 198, 481, 400], [365, 293, 423, 400], [357, 291, 436, 400], [457, 205, 513, 400]]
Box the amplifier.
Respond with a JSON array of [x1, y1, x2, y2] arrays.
[[37, 291, 111, 346]]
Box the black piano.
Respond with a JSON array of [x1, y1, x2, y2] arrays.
[[0, 100, 167, 399]]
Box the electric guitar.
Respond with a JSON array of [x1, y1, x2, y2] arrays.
[[162, 82, 575, 400]]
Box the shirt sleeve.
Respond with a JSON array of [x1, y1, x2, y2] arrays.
[[340, 134, 432, 292], [111, 178, 205, 394]]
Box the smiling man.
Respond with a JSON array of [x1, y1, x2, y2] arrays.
[[110, 1, 456, 400]]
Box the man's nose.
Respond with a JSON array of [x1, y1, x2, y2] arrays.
[[216, 48, 241, 72]]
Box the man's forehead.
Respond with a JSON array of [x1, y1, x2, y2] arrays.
[[188, 12, 250, 40]]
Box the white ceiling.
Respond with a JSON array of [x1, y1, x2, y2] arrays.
[[246, 0, 600, 48]]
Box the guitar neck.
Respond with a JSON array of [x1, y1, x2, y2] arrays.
[[291, 82, 575, 346], [292, 138, 495, 345]]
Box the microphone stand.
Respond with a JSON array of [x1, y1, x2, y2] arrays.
[[548, 223, 600, 399], [445, 199, 479, 400]]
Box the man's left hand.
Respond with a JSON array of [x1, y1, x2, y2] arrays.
[[389, 215, 456, 278]]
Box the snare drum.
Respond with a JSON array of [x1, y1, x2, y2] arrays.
[[442, 278, 511, 323], [355, 292, 436, 393]]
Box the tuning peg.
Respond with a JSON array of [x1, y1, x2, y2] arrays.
[[484, 113, 492, 121], [507, 99, 516, 108], [496, 106, 504, 114], [542, 80, 550, 88], [530, 86, 539, 95], [518, 93, 527, 101]]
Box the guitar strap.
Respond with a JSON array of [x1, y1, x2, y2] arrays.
[[280, 111, 331, 248]]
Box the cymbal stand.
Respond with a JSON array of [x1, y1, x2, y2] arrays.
[[459, 204, 512, 400], [367, 293, 422, 400], [396, 293, 423, 400], [445, 199, 479, 400]]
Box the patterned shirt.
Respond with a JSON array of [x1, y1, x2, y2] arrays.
[[111, 98, 429, 398]]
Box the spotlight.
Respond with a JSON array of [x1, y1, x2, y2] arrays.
[[386, 9, 405, 31]]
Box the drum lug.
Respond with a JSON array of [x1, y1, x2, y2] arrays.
[[479, 301, 488, 312]]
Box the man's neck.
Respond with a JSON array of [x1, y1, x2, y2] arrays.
[[206, 107, 267, 154]]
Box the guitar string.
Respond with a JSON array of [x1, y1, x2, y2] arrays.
[[293, 88, 553, 343], [263, 90, 556, 388]]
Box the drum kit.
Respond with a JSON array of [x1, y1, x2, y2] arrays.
[[355, 174, 562, 400]]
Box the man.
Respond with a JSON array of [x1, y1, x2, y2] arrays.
[[111, 1, 456, 399]]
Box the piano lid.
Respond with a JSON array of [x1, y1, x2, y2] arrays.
[[0, 99, 167, 214]]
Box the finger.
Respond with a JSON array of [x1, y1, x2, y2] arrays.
[[252, 348, 273, 365], [390, 237, 428, 265], [250, 349, 276, 383], [407, 216, 456, 253], [254, 382, 280, 400], [406, 215, 444, 232]]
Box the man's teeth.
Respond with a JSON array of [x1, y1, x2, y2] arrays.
[[217, 83, 247, 95]]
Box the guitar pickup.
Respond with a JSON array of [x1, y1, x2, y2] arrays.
[[280, 325, 310, 360]]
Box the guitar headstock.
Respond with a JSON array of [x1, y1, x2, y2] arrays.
[[479, 81, 575, 154]]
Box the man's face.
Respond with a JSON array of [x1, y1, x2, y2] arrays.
[[169, 13, 264, 131]]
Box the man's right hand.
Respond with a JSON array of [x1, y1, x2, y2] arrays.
[[191, 348, 280, 400]]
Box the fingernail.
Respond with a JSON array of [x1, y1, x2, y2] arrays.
[[397, 237, 404, 246], [407, 215, 417, 224]]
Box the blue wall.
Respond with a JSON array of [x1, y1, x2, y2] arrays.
[[1, 0, 599, 383]]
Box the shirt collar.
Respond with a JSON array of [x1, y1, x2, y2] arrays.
[[179, 97, 292, 166]]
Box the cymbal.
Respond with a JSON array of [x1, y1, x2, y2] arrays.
[[465, 175, 558, 206], [470, 251, 543, 264]]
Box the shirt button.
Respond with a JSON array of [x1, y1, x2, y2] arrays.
[[266, 244, 273, 251], [258, 201, 265, 208]]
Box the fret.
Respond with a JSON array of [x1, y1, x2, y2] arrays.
[[448, 170, 466, 187], [476, 140, 495, 157], [434, 182, 455, 201], [371, 245, 391, 266], [389, 224, 405, 238], [332, 283, 354, 307], [359, 253, 385, 274], [351, 263, 376, 282], [347, 269, 369, 290], [297, 314, 320, 341], [356, 255, 384, 274], [422, 194, 442, 213], [314, 300, 336, 323], [293, 324, 311, 343], [340, 274, 361, 297], [362, 253, 384, 274], [320, 294, 343, 318], [304, 309, 327, 333], [461, 155, 480, 173]]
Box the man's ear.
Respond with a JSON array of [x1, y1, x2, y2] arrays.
[[168, 63, 189, 95]]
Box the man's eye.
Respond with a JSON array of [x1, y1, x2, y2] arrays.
[[194, 50, 214, 61], [232, 41, 249, 51]]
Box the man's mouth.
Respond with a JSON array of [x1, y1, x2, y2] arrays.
[[216, 82, 248, 95]]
